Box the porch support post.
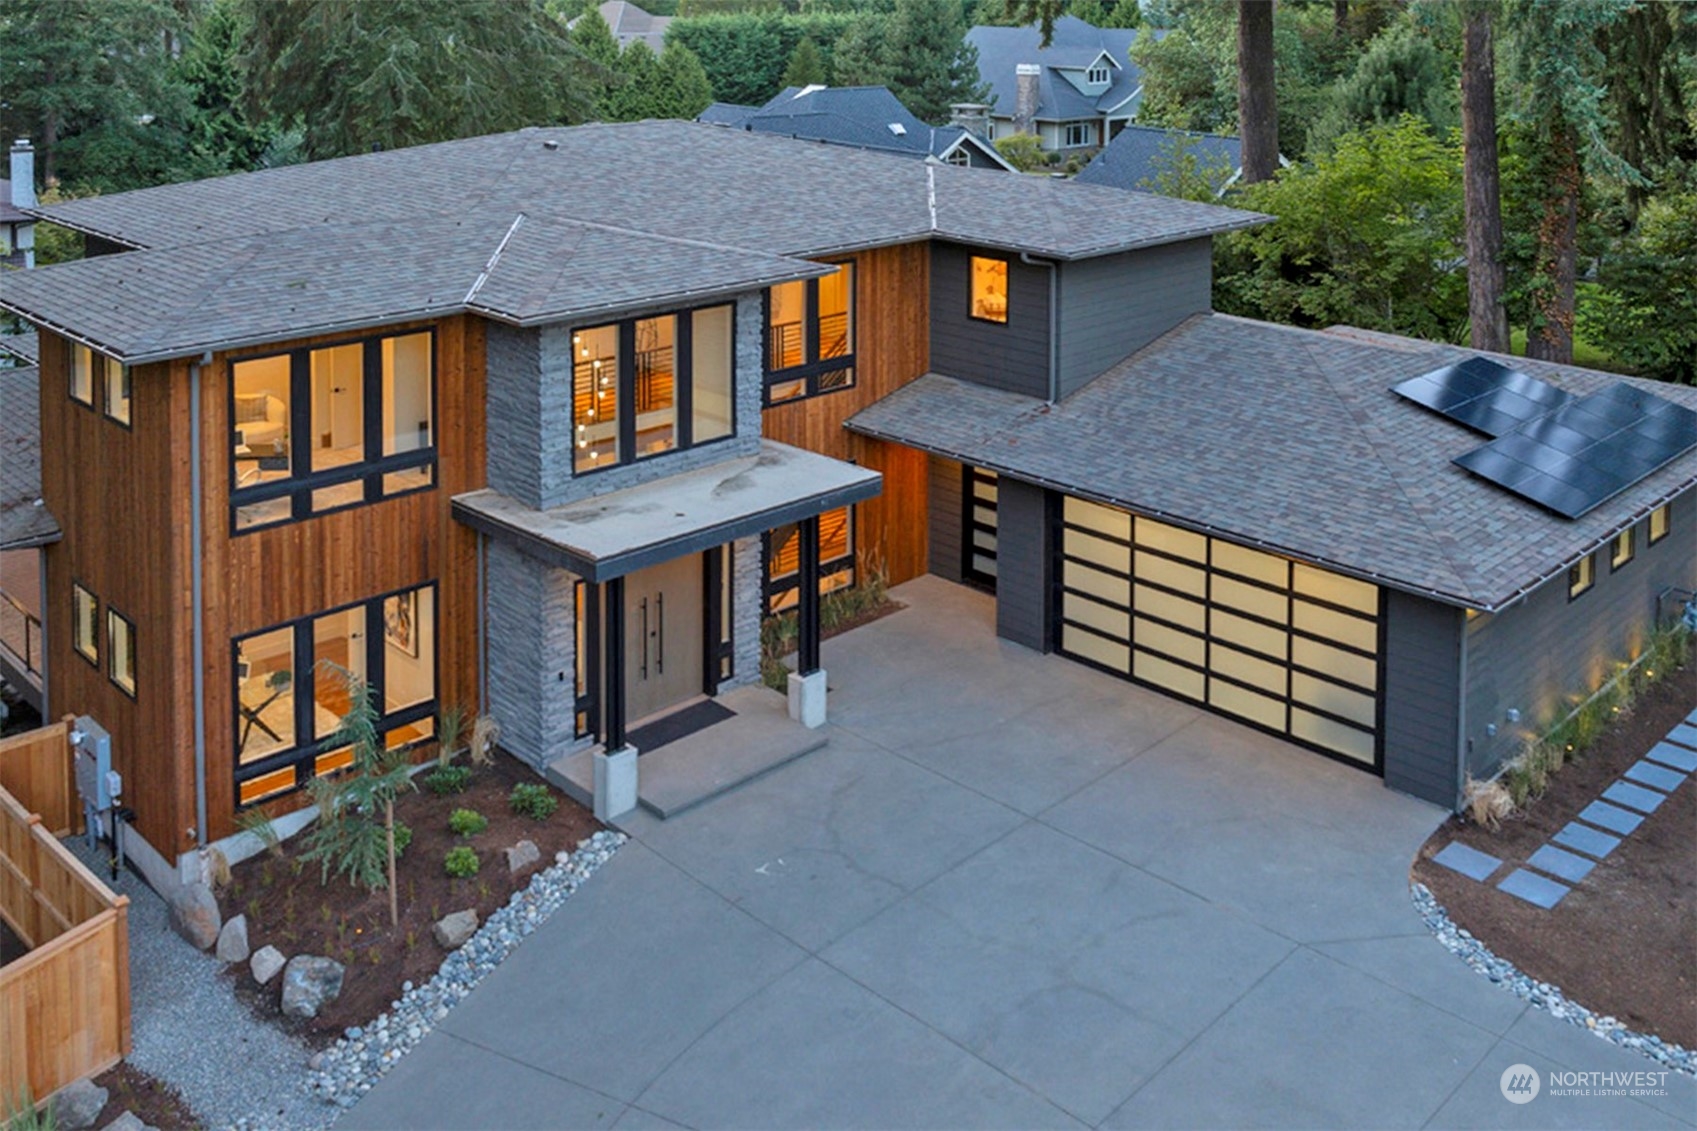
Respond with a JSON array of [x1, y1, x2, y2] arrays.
[[788, 515, 827, 729], [594, 574, 638, 821]]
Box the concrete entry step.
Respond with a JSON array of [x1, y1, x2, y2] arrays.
[[546, 684, 828, 820]]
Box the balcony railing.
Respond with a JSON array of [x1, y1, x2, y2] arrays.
[[0, 590, 42, 676]]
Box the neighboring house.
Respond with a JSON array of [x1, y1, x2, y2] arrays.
[[1, 121, 1692, 899], [2, 139, 37, 269], [700, 85, 1015, 171], [569, 0, 670, 51], [1074, 125, 1245, 198], [967, 16, 1150, 154]]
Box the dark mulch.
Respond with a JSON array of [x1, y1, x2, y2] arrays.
[[1413, 662, 1697, 1048], [90, 1061, 204, 1130], [216, 754, 600, 1047]]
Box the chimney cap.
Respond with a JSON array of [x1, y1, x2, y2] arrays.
[[11, 138, 31, 152], [1016, 63, 1042, 76]]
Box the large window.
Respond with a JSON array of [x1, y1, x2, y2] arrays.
[[107, 608, 136, 696], [765, 262, 854, 404], [970, 257, 1009, 324], [764, 507, 855, 614], [230, 330, 436, 531], [73, 583, 98, 665], [233, 583, 437, 806], [1064, 122, 1094, 148], [572, 304, 735, 475]]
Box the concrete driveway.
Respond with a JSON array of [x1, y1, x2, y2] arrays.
[[343, 578, 1696, 1130]]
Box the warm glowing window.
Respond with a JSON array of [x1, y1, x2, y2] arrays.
[[970, 256, 1009, 324], [73, 583, 98, 664], [1648, 504, 1669, 545], [1567, 554, 1594, 600], [573, 322, 621, 472], [70, 344, 94, 405], [764, 262, 855, 404], [1610, 527, 1634, 570], [107, 608, 136, 696], [104, 362, 131, 425], [765, 507, 855, 614]]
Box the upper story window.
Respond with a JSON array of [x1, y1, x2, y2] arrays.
[[70, 344, 94, 406], [230, 330, 435, 531], [944, 148, 971, 167], [107, 608, 136, 697], [1610, 526, 1635, 570], [104, 361, 131, 425], [1567, 553, 1594, 600], [1064, 122, 1094, 148], [1648, 504, 1669, 544], [572, 303, 735, 475], [68, 342, 129, 424], [73, 582, 98, 665], [1087, 65, 1110, 85], [970, 256, 1009, 324], [765, 262, 855, 405]]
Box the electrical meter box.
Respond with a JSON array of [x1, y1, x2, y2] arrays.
[[73, 715, 117, 809]]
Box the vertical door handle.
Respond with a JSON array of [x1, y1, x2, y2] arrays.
[[640, 597, 649, 680], [657, 593, 664, 674]]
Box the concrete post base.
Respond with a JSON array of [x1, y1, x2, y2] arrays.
[[787, 669, 827, 729], [593, 744, 639, 821]]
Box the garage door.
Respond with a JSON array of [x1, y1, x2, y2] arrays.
[[1057, 496, 1382, 767]]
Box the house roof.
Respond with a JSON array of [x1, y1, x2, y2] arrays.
[[846, 314, 1697, 611], [968, 18, 1148, 123], [0, 332, 39, 365], [700, 85, 1015, 170], [7, 121, 1264, 363], [0, 365, 59, 550], [568, 1, 670, 51], [1074, 126, 1243, 195], [0, 178, 31, 225]]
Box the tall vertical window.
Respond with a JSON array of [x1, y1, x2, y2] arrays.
[[764, 507, 855, 613], [764, 262, 855, 404], [970, 257, 1009, 323], [1610, 526, 1635, 570], [104, 362, 131, 425], [70, 344, 94, 406], [107, 609, 136, 696], [73, 583, 99, 664], [1567, 554, 1594, 600], [1649, 504, 1670, 544]]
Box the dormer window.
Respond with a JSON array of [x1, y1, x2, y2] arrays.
[[1088, 65, 1110, 85]]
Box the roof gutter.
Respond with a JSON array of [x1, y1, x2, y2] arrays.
[[1020, 252, 1059, 405]]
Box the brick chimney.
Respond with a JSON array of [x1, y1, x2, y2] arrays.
[[1014, 64, 1041, 136], [949, 103, 991, 139], [10, 139, 36, 210]]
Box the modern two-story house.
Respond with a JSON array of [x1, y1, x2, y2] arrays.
[[2, 120, 1693, 894]]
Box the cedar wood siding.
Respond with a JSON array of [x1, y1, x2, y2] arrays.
[[1055, 239, 1212, 400], [929, 241, 1050, 399], [992, 478, 1052, 651], [1381, 590, 1465, 808], [39, 332, 196, 857], [761, 242, 931, 586], [1463, 488, 1697, 780], [927, 456, 965, 584]]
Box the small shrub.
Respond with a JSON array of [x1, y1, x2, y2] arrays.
[[449, 808, 488, 838], [1462, 776, 1513, 830], [444, 846, 479, 878], [238, 808, 285, 857], [423, 765, 472, 795], [392, 821, 413, 856], [509, 782, 559, 821], [436, 703, 469, 767]]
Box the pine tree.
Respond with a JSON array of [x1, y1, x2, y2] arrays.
[[655, 44, 716, 120], [782, 37, 828, 89], [877, 0, 988, 124]]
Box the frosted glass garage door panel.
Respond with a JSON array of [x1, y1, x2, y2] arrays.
[[1291, 709, 1375, 764], [973, 504, 997, 528], [1066, 531, 1131, 573], [1212, 576, 1289, 624], [973, 476, 999, 503], [1066, 561, 1128, 605], [1293, 563, 1378, 614], [1134, 550, 1206, 597], [1134, 617, 1205, 666], [1210, 644, 1287, 695], [1134, 585, 1206, 632], [1064, 497, 1131, 540], [1209, 681, 1286, 731], [1134, 517, 1207, 562], [1212, 541, 1289, 587], [1134, 651, 1205, 700], [1291, 637, 1377, 691], [1064, 592, 1130, 640], [1290, 672, 1376, 727], [1211, 609, 1288, 661], [1293, 600, 1378, 653], [1064, 626, 1129, 673], [972, 554, 998, 578]]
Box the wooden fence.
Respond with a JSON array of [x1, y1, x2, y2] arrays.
[[0, 764, 130, 1108], [0, 716, 78, 838]]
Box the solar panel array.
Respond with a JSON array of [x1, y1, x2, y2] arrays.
[[1393, 358, 1697, 520]]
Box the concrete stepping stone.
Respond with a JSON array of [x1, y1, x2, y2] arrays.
[[1527, 844, 1595, 884], [1647, 741, 1697, 773], [1601, 780, 1665, 815], [1553, 821, 1620, 860], [1432, 842, 1502, 881], [1623, 759, 1686, 793], [1578, 800, 1643, 835], [1497, 868, 1569, 909], [1669, 722, 1697, 750]]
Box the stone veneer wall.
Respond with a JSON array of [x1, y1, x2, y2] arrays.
[[483, 321, 547, 508], [484, 538, 578, 770], [728, 535, 762, 692]]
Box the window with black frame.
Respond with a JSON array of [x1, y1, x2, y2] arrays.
[[764, 508, 855, 614], [230, 331, 436, 531], [233, 584, 438, 806], [765, 263, 855, 404]]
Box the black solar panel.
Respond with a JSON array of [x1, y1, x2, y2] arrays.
[[1392, 357, 1576, 437], [1452, 386, 1697, 519]]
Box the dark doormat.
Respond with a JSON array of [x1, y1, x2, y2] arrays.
[[630, 698, 736, 755]]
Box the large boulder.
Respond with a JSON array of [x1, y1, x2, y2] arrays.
[[280, 955, 345, 1019], [50, 1078, 107, 1129], [432, 909, 478, 949], [167, 882, 221, 950], [505, 839, 540, 874], [215, 913, 250, 964], [250, 944, 287, 985]]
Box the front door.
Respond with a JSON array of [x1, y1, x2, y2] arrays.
[[622, 554, 705, 725]]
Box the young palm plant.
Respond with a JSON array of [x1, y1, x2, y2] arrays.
[[299, 662, 415, 926]]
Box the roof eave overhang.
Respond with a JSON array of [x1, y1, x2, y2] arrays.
[[24, 211, 148, 250]]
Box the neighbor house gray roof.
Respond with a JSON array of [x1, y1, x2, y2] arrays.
[[7, 120, 1264, 363], [0, 332, 39, 365], [700, 85, 1014, 170], [968, 17, 1148, 122], [0, 178, 30, 225], [847, 314, 1697, 611], [1075, 126, 1243, 195], [0, 366, 59, 550]]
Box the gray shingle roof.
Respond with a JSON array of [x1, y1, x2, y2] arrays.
[[701, 86, 1012, 169], [0, 365, 58, 549], [846, 314, 1697, 610], [1074, 126, 1243, 194], [968, 18, 1147, 122], [9, 121, 1264, 362], [0, 332, 39, 365]]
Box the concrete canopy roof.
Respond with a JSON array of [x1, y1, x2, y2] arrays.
[[846, 314, 1697, 612], [0, 365, 59, 550], [452, 442, 881, 582]]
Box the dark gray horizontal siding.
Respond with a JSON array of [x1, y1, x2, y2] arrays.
[[1382, 584, 1464, 807], [1055, 238, 1212, 399], [1464, 487, 1697, 779], [993, 476, 1051, 651], [930, 241, 1051, 399], [928, 455, 964, 583]]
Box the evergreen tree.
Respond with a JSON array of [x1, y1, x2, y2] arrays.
[[654, 44, 716, 119], [830, 19, 888, 87], [173, 0, 277, 173], [782, 37, 828, 89], [604, 41, 663, 121], [873, 0, 989, 123]]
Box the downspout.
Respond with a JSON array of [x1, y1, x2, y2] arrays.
[[1020, 251, 1059, 404], [1454, 611, 1469, 813], [477, 533, 488, 712], [190, 352, 210, 849]]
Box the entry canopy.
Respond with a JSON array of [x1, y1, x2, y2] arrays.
[[452, 441, 882, 581]]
